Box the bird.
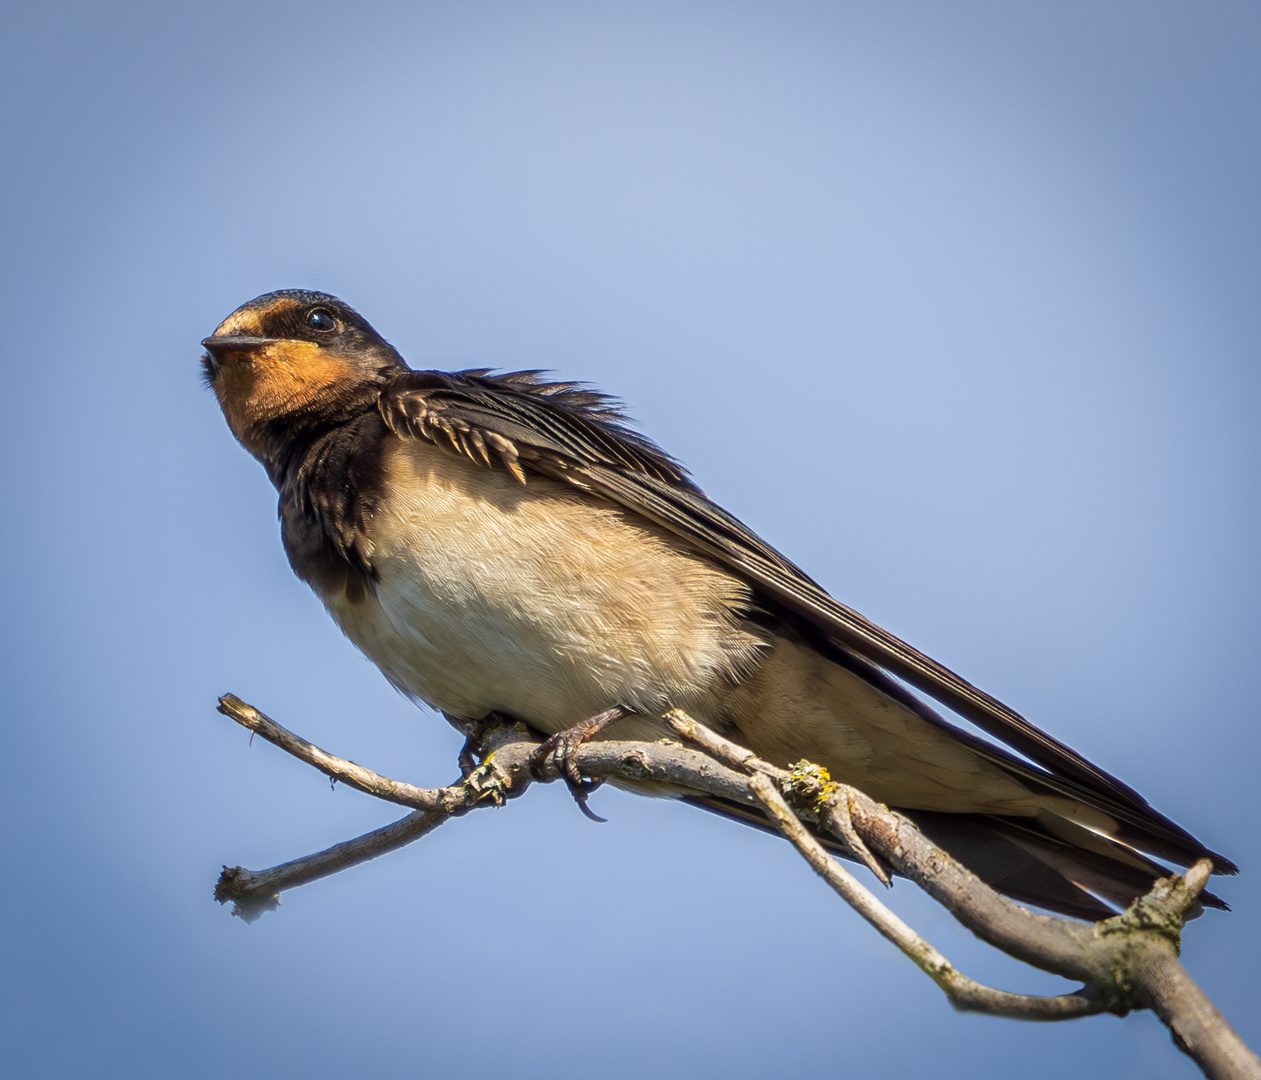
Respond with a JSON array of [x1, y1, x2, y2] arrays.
[[202, 288, 1234, 921]]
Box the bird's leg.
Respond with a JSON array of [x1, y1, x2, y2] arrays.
[[530, 705, 632, 822], [445, 711, 512, 779]]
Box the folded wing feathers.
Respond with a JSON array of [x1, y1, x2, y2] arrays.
[[377, 367, 1234, 878]]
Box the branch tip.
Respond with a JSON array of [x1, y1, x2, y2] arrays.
[[1184, 859, 1213, 899]]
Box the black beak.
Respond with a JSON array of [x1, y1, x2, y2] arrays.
[[201, 335, 280, 377], [201, 335, 279, 357]]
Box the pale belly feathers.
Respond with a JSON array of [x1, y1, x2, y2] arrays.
[[321, 438, 764, 736], [314, 436, 1085, 821]]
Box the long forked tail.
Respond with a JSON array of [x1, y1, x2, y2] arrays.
[[905, 809, 1228, 920]]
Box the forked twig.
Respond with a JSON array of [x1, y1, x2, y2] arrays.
[[212, 695, 1260, 1080]]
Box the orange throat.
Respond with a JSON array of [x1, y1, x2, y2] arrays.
[[214, 340, 359, 457]]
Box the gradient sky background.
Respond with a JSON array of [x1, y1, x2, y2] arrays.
[[1, 2, 1258, 1077]]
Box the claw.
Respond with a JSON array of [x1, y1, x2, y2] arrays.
[[573, 778, 609, 823], [445, 710, 511, 779], [529, 706, 631, 821], [457, 733, 480, 779]]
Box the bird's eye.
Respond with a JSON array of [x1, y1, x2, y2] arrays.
[[306, 308, 337, 333]]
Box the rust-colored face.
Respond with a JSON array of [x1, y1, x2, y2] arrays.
[[202, 290, 403, 460], [205, 298, 354, 452]]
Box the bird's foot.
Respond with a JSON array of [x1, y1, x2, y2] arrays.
[[446, 711, 513, 779], [530, 705, 631, 822]]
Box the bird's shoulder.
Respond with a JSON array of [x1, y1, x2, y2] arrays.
[[378, 368, 698, 489]]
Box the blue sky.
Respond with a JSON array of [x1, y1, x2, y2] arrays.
[[1, 2, 1257, 1076]]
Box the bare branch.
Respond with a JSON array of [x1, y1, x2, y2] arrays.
[[216, 809, 449, 922], [747, 772, 1101, 1020], [217, 695, 453, 811], [214, 698, 1108, 1017], [662, 709, 1103, 981], [213, 696, 757, 919], [660, 711, 1259, 1078], [212, 696, 1261, 1080]]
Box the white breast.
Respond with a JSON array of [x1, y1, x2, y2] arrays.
[[321, 438, 762, 732]]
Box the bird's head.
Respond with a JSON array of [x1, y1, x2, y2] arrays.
[[202, 289, 405, 461]]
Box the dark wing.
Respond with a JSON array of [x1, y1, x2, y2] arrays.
[[380, 368, 694, 487], [379, 369, 1235, 875]]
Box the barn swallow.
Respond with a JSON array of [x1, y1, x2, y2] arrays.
[[203, 289, 1234, 920]]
